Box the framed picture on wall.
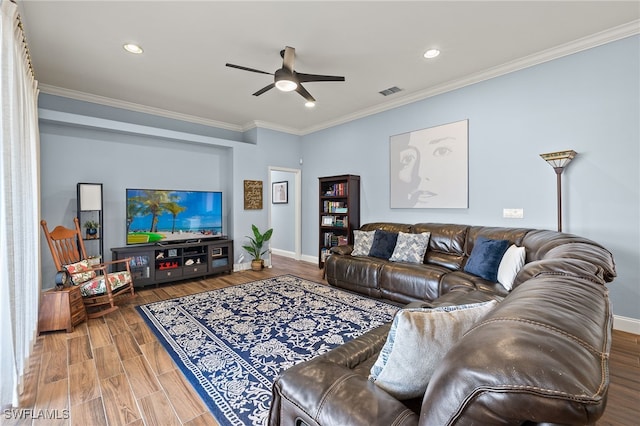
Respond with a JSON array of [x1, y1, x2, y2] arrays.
[[272, 181, 288, 204], [244, 180, 263, 210], [389, 119, 469, 209]]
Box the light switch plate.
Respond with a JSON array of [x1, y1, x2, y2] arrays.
[[503, 208, 524, 219]]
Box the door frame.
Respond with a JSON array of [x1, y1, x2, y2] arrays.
[[268, 166, 302, 260]]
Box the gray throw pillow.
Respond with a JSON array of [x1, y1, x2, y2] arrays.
[[369, 300, 498, 399], [389, 232, 431, 263], [351, 230, 376, 256]]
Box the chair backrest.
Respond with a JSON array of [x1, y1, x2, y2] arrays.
[[41, 217, 88, 270]]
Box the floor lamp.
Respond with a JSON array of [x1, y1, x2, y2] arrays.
[[540, 150, 577, 232]]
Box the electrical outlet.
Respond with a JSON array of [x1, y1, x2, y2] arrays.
[[503, 208, 524, 219]]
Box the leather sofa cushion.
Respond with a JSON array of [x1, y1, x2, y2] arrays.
[[379, 262, 450, 303], [325, 255, 385, 299], [361, 222, 412, 234], [440, 270, 509, 297], [413, 223, 468, 269]]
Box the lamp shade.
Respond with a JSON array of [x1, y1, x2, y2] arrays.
[[78, 183, 102, 210], [540, 150, 577, 170]]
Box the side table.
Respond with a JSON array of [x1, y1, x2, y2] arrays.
[[38, 285, 87, 333]]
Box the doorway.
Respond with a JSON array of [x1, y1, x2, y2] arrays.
[[268, 167, 301, 260]]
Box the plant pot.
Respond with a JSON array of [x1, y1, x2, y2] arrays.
[[86, 228, 98, 239], [251, 259, 263, 271]]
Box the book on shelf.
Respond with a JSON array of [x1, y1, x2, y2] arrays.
[[322, 232, 346, 248], [324, 182, 348, 197], [321, 247, 331, 262], [323, 200, 347, 213]]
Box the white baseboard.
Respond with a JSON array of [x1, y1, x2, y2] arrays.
[[233, 262, 251, 272], [271, 248, 296, 259], [613, 315, 640, 334], [301, 254, 318, 265]]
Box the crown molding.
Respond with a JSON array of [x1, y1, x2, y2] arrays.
[[241, 120, 303, 136], [38, 84, 244, 133], [39, 20, 639, 137], [300, 20, 640, 135]]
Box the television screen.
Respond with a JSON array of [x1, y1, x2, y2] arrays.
[[126, 189, 223, 245]]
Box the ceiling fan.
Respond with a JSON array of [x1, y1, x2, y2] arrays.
[[225, 46, 345, 103]]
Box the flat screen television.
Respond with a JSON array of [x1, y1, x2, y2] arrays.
[[126, 188, 223, 245]]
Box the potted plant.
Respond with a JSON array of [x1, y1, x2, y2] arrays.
[[242, 224, 273, 271], [83, 220, 100, 239]]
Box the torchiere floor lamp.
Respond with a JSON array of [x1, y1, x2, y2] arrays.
[[540, 150, 577, 232]]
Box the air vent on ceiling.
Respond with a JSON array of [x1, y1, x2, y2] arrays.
[[379, 86, 402, 96]]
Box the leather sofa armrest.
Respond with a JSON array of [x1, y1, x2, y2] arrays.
[[330, 245, 353, 255], [269, 360, 418, 426]]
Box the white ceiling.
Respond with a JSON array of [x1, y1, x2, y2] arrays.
[[18, 1, 640, 135]]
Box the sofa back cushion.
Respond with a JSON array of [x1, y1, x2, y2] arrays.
[[465, 226, 530, 253], [519, 229, 616, 286], [412, 223, 468, 270], [360, 222, 411, 234]]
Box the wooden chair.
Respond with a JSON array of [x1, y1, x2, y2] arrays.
[[41, 218, 135, 318]]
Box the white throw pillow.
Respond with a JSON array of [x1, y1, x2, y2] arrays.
[[369, 300, 498, 399], [389, 232, 431, 264], [351, 230, 376, 256], [497, 245, 526, 291]]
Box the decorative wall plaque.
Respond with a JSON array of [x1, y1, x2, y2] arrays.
[[244, 180, 263, 210]]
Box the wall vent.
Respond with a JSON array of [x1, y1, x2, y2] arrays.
[[379, 86, 402, 96]]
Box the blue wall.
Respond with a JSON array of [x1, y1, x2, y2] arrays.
[[301, 35, 639, 320], [38, 35, 639, 321]]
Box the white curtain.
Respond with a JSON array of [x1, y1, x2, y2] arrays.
[[0, 0, 41, 408]]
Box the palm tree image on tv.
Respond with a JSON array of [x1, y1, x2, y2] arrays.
[[164, 201, 187, 234], [126, 189, 223, 244]]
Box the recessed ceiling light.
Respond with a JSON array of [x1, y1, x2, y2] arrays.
[[423, 49, 440, 59], [305, 101, 315, 108], [123, 43, 143, 54]]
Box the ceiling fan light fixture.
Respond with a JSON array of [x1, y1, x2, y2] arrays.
[[274, 68, 298, 92], [423, 48, 440, 59], [305, 101, 315, 108], [275, 79, 298, 92], [123, 43, 143, 54]]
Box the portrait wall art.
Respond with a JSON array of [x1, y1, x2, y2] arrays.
[[389, 119, 469, 209]]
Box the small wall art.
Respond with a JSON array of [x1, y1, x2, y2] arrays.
[[244, 180, 263, 210], [272, 181, 288, 204]]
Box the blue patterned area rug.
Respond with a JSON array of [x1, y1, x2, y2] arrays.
[[136, 275, 398, 426]]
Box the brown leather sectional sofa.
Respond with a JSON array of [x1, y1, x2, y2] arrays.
[[269, 222, 616, 425]]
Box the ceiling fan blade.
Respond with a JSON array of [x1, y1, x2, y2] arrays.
[[282, 46, 295, 72], [296, 72, 345, 83], [253, 83, 275, 96], [295, 84, 316, 103], [226, 63, 273, 75]]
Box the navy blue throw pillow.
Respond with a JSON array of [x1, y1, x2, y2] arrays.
[[368, 230, 399, 259], [464, 237, 510, 282]]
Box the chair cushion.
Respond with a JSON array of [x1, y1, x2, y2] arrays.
[[64, 259, 97, 284], [79, 271, 132, 297]]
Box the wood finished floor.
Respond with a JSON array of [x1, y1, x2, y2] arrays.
[[10, 256, 640, 425]]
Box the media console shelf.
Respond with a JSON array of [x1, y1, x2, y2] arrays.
[[111, 239, 233, 287]]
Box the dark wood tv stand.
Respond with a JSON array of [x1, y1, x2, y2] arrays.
[[111, 238, 233, 287]]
